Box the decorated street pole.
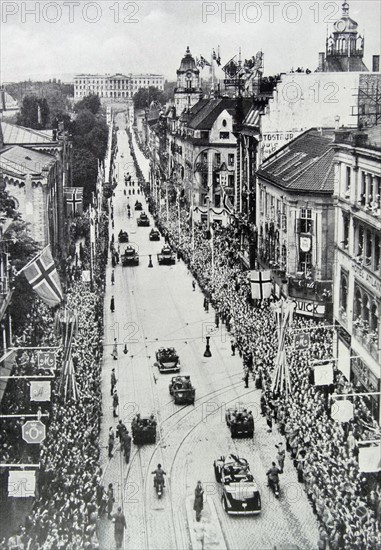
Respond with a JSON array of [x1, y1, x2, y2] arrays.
[[271, 299, 295, 396]]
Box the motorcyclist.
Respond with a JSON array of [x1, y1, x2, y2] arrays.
[[266, 462, 281, 490], [152, 464, 166, 488]]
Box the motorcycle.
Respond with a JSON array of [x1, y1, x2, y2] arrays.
[[267, 475, 280, 498], [155, 477, 164, 498]]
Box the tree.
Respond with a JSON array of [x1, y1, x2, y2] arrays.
[[16, 95, 50, 129], [133, 86, 168, 110], [3, 221, 41, 333], [74, 94, 101, 115]]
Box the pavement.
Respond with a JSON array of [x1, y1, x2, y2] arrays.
[[97, 111, 320, 550]]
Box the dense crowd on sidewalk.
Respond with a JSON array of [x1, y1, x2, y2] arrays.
[[0, 211, 110, 549], [145, 192, 381, 549]]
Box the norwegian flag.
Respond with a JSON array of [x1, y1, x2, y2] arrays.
[[18, 245, 63, 307], [249, 270, 272, 300], [64, 187, 83, 216]]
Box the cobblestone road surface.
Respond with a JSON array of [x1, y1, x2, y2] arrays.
[[97, 113, 320, 550]]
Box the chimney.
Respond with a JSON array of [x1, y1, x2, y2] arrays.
[[335, 116, 340, 130], [318, 52, 325, 71], [372, 55, 380, 72]]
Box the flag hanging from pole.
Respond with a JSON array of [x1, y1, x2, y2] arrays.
[[18, 245, 63, 307], [64, 187, 83, 216], [250, 270, 272, 300]]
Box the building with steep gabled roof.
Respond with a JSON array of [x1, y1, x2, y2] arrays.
[[256, 128, 337, 317]]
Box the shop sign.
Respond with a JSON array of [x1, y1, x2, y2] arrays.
[[292, 298, 325, 317]]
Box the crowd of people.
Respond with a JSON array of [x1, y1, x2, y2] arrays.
[[0, 201, 110, 548], [144, 188, 381, 548]]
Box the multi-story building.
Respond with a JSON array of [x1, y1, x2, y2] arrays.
[[0, 121, 70, 257], [333, 125, 381, 422], [256, 129, 336, 318], [74, 73, 164, 100]]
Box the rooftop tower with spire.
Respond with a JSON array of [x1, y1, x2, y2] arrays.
[[318, 1, 368, 72], [174, 47, 203, 115]]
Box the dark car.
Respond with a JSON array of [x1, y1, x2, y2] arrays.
[[149, 229, 160, 241], [134, 201, 143, 210], [214, 455, 261, 515], [157, 245, 176, 265], [121, 245, 139, 266], [155, 347, 180, 373], [118, 230, 129, 243], [131, 415, 156, 444], [169, 375, 195, 404], [137, 213, 150, 226], [225, 408, 254, 438]]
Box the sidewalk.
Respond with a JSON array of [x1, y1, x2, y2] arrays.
[[185, 495, 227, 550]]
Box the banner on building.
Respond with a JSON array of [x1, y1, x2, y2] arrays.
[[82, 270, 91, 282], [37, 351, 56, 370], [18, 245, 63, 308], [313, 362, 334, 386], [8, 470, 36, 498], [30, 380, 51, 401], [300, 234, 312, 252], [250, 270, 272, 300], [358, 443, 381, 473], [294, 333, 310, 350], [330, 399, 354, 422], [64, 187, 83, 216]]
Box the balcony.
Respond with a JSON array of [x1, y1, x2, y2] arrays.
[[352, 325, 380, 362]]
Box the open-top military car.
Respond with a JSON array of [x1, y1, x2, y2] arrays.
[[214, 455, 261, 515], [155, 347, 180, 373], [121, 245, 139, 266], [157, 245, 176, 265], [118, 230, 129, 243], [137, 212, 150, 226], [169, 375, 195, 405], [149, 229, 160, 241], [225, 408, 254, 438], [134, 200, 143, 211], [131, 414, 156, 444]]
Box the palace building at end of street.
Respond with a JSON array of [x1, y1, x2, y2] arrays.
[[74, 73, 164, 101]]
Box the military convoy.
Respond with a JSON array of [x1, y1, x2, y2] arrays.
[[149, 229, 160, 241], [131, 414, 156, 444], [225, 408, 254, 438], [155, 347, 180, 373], [157, 245, 176, 265], [121, 245, 139, 266], [214, 455, 261, 515], [137, 212, 150, 226], [169, 375, 195, 405], [118, 230, 129, 243]]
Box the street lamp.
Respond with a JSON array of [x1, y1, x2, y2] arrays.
[[203, 335, 212, 357]]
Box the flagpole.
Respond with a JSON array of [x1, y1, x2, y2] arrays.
[[15, 245, 49, 277], [191, 192, 195, 263]]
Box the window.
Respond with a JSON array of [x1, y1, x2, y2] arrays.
[[220, 132, 229, 139], [228, 174, 234, 187], [228, 154, 234, 166], [300, 208, 313, 233], [215, 153, 221, 165], [222, 119, 227, 127], [200, 131, 209, 140], [342, 213, 349, 250], [346, 166, 351, 194]]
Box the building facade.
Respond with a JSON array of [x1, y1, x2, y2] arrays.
[[74, 73, 164, 100], [174, 47, 202, 115], [256, 129, 336, 318], [333, 126, 381, 422]]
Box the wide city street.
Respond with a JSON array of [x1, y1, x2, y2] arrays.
[[97, 113, 319, 550]]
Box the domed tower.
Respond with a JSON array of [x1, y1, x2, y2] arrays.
[[322, 1, 368, 71], [174, 47, 203, 114]]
